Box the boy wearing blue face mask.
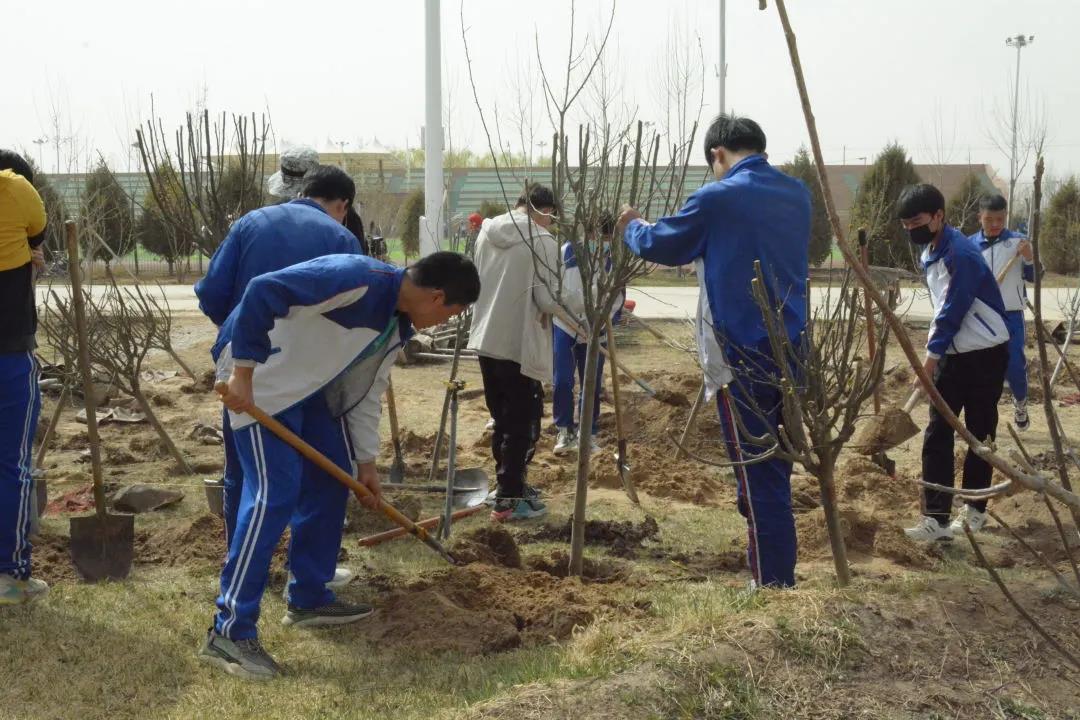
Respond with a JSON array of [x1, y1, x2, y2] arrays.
[[898, 183, 1008, 542]]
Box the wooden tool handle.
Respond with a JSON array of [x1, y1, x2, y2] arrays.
[[358, 504, 485, 547], [903, 389, 922, 414], [385, 377, 402, 448], [996, 251, 1023, 285], [215, 383, 454, 563]]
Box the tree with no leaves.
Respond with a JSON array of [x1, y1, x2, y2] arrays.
[[945, 173, 987, 237]]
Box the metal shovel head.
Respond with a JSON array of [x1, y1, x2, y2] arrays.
[[851, 406, 921, 455], [450, 468, 490, 508], [69, 512, 135, 582], [203, 478, 225, 519], [388, 458, 406, 485]]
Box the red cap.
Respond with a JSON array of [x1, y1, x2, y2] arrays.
[[468, 212, 483, 228]]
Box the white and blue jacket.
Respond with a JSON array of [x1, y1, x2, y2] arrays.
[[972, 229, 1034, 313], [212, 254, 413, 463], [552, 242, 623, 342], [922, 225, 1008, 359]]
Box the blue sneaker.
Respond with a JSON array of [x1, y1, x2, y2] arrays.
[[491, 496, 548, 522]]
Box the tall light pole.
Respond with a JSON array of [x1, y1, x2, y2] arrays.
[[718, 0, 727, 115], [32, 137, 47, 170], [421, 0, 445, 257], [1005, 34, 1034, 223]]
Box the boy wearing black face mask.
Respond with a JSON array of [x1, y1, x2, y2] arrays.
[[898, 184, 1009, 543]]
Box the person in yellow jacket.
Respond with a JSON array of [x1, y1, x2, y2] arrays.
[[0, 149, 48, 605]]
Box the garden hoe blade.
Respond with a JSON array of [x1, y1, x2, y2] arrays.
[[852, 389, 922, 457]]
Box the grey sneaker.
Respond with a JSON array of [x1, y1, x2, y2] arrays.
[[553, 427, 577, 456], [198, 629, 282, 681], [282, 600, 374, 628], [1014, 399, 1030, 431]]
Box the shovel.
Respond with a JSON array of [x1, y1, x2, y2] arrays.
[[605, 316, 639, 504], [857, 229, 896, 476], [381, 472, 488, 510], [852, 388, 923, 456], [385, 377, 406, 484], [64, 222, 134, 582], [216, 384, 459, 565]]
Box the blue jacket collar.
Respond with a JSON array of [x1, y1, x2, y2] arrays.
[[288, 198, 329, 215], [974, 227, 1020, 250], [722, 153, 768, 180], [923, 223, 959, 267]]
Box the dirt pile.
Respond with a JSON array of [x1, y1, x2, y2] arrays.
[[450, 525, 522, 568], [524, 550, 627, 582], [591, 444, 730, 505], [525, 516, 659, 558], [796, 507, 937, 568], [137, 513, 226, 567], [31, 533, 80, 584], [354, 563, 623, 654], [398, 429, 436, 455]]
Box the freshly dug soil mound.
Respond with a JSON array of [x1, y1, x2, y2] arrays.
[[137, 513, 226, 567], [355, 564, 623, 654], [526, 516, 659, 558], [524, 550, 627, 582], [450, 525, 522, 568], [797, 507, 937, 569], [31, 532, 80, 584]]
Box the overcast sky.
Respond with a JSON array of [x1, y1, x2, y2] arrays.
[[5, 0, 1078, 188]]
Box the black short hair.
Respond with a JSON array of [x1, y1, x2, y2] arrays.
[[703, 115, 767, 165], [0, 149, 34, 182], [407, 251, 481, 306], [344, 205, 369, 255], [896, 183, 946, 219], [516, 184, 558, 213], [979, 193, 1008, 213], [300, 165, 356, 205]]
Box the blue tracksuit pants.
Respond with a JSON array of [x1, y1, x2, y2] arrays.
[[0, 351, 40, 582], [552, 325, 605, 433], [214, 394, 351, 640], [221, 406, 243, 547], [0, 352, 41, 580], [716, 343, 797, 588], [1004, 310, 1028, 402]]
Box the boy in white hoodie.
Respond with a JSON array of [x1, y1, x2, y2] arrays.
[[467, 186, 561, 522]]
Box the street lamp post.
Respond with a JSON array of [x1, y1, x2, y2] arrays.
[[718, 0, 727, 115], [421, 0, 445, 257], [1005, 34, 1034, 224]]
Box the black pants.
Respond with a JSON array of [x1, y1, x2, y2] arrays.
[[922, 343, 1008, 524], [479, 356, 543, 499]]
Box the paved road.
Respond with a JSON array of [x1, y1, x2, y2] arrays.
[[37, 283, 1074, 323]]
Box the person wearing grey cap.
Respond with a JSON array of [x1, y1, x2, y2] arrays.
[[267, 146, 320, 201]]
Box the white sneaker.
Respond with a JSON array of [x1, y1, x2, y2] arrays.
[[282, 566, 355, 600], [0, 575, 49, 606], [553, 427, 577, 456], [1014, 399, 1030, 431], [904, 516, 953, 543], [485, 418, 495, 431], [949, 505, 988, 535], [589, 435, 601, 453]]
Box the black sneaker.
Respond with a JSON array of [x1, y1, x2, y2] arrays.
[[282, 600, 374, 628], [198, 628, 283, 681]]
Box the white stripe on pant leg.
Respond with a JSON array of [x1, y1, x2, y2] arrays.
[[221, 426, 270, 637], [222, 426, 268, 637], [721, 392, 764, 585], [12, 352, 35, 572]]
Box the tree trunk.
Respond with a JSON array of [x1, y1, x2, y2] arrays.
[[132, 386, 193, 474], [569, 327, 602, 577], [817, 459, 851, 587]]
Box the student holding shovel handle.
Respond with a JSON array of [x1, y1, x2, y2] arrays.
[[970, 193, 1037, 431], [200, 252, 479, 681], [898, 184, 1010, 544], [0, 150, 48, 606]]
